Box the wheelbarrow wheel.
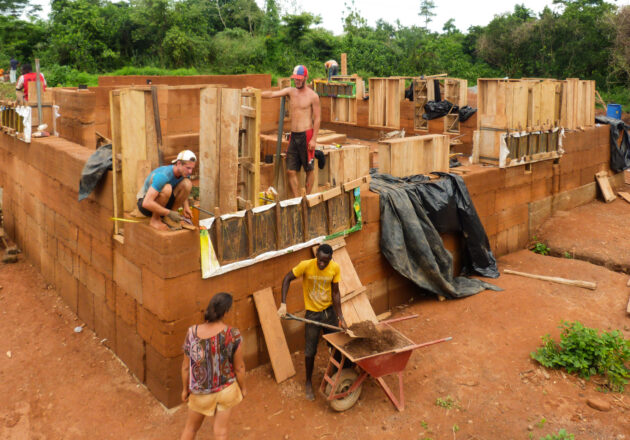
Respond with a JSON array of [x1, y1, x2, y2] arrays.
[[325, 368, 362, 412]]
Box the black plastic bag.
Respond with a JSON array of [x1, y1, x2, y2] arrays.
[[423, 100, 458, 120], [595, 115, 630, 173], [459, 105, 477, 122]]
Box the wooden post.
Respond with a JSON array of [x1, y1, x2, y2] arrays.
[[214, 207, 223, 263], [341, 53, 347, 76], [274, 201, 282, 250]]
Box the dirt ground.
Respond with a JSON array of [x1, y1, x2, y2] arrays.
[[2, 200, 630, 439]]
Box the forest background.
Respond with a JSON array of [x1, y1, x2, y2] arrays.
[[2, 0, 630, 106]]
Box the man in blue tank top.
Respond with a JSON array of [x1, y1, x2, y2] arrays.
[[137, 150, 196, 231]]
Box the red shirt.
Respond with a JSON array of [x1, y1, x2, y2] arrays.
[[21, 72, 47, 100]]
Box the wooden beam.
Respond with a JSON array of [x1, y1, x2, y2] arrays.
[[340, 53, 347, 76], [504, 269, 597, 290]]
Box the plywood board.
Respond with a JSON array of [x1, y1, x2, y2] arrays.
[[219, 88, 241, 213], [378, 134, 449, 177], [253, 288, 296, 383], [119, 89, 148, 212], [199, 87, 221, 212]]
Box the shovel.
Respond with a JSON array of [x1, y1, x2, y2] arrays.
[[284, 313, 357, 338]]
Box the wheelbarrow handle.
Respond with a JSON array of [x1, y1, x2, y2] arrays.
[[283, 313, 343, 332]]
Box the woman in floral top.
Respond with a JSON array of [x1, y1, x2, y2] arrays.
[[180, 292, 246, 440]]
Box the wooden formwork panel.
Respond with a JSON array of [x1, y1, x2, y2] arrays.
[[319, 145, 370, 188], [378, 134, 449, 177], [199, 86, 241, 214], [479, 77, 595, 132], [474, 128, 562, 168], [209, 188, 360, 265], [443, 78, 468, 133], [413, 78, 428, 131], [561, 78, 595, 129], [369, 77, 404, 128], [330, 97, 356, 124]]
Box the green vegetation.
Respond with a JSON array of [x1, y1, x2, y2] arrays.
[[532, 242, 550, 256], [563, 251, 573, 259], [539, 429, 575, 440], [535, 417, 547, 428], [435, 395, 459, 409], [531, 321, 630, 392], [1, 0, 629, 107]]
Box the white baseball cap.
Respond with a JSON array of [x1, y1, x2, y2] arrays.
[[172, 150, 197, 163]]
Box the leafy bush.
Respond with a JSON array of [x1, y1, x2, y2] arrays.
[[540, 429, 574, 440], [532, 321, 630, 392], [532, 242, 550, 256], [42, 65, 99, 87]]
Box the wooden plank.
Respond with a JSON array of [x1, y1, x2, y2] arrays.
[[618, 191, 630, 204], [340, 53, 347, 76], [253, 288, 296, 383], [120, 89, 147, 212], [595, 171, 616, 203], [333, 247, 363, 295], [343, 175, 370, 192], [218, 88, 241, 213], [199, 87, 220, 213], [322, 185, 342, 201], [109, 90, 124, 236]]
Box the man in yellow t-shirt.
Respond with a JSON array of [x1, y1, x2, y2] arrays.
[[277, 243, 347, 400]]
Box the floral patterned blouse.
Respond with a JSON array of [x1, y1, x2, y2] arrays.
[[183, 325, 242, 394]]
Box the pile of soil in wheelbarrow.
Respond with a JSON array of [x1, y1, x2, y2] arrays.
[[343, 321, 410, 359]]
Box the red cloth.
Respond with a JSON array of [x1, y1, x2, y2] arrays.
[[306, 128, 314, 163], [22, 72, 46, 100]]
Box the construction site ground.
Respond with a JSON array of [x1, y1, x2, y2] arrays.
[[1, 194, 630, 439]]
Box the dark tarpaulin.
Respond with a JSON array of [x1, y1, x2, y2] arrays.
[[369, 172, 501, 299], [594, 116, 630, 173], [78, 144, 112, 201]]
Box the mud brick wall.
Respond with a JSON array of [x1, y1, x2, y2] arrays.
[[0, 135, 117, 358], [97, 74, 271, 89], [464, 125, 613, 257], [54, 89, 97, 148], [0, 125, 615, 409], [0, 135, 422, 408]]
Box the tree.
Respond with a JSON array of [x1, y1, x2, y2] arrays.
[[442, 18, 457, 34], [0, 0, 40, 17], [418, 0, 436, 30]]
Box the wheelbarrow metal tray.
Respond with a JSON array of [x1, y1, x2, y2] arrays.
[[322, 322, 416, 364]]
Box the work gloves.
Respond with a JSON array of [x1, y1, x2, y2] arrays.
[[167, 210, 183, 223], [277, 303, 287, 318]]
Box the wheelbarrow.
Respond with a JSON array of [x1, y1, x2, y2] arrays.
[[319, 317, 451, 412]]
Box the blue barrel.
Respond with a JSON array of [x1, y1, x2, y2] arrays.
[[607, 103, 622, 119]]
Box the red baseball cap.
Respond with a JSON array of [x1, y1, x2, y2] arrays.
[[291, 65, 308, 80]]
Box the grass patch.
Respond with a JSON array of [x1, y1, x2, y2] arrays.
[[531, 321, 630, 392]]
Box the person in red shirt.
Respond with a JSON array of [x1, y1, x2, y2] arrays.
[[15, 64, 46, 101]]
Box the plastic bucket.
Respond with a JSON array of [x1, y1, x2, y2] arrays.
[[607, 103, 622, 119]]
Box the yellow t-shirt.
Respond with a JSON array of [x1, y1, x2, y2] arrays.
[[292, 258, 341, 312]]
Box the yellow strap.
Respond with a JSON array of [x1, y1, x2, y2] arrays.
[[110, 217, 144, 223]]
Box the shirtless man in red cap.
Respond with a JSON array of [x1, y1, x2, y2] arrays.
[[261, 65, 321, 197]]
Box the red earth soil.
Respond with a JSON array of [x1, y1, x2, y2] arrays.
[[1, 200, 630, 439]]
